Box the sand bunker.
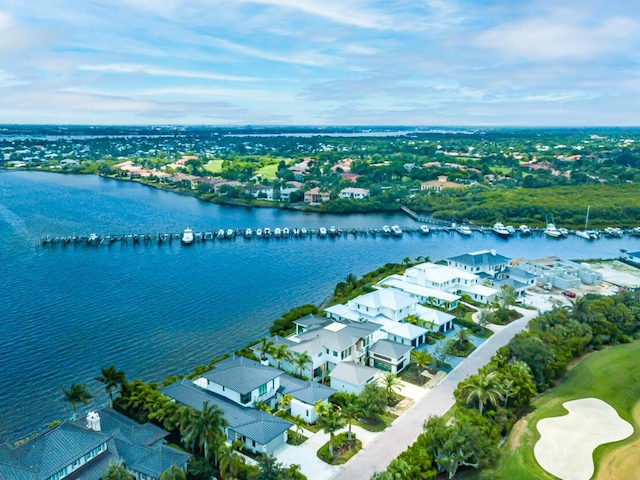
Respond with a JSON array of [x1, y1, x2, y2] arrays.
[[534, 398, 634, 480]]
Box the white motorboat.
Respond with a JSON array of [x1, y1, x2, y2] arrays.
[[456, 224, 472, 236], [382, 225, 392, 236], [391, 225, 403, 237], [329, 226, 338, 237], [181, 228, 194, 245], [283, 227, 290, 236], [604, 227, 623, 238], [226, 228, 235, 238], [293, 228, 300, 237], [544, 223, 562, 238], [264, 227, 271, 237], [256, 228, 263, 237], [301, 227, 308, 236], [630, 227, 640, 237], [420, 225, 430, 235], [274, 227, 282, 238], [492, 222, 511, 238], [318, 227, 327, 237], [244, 228, 252, 238], [518, 225, 531, 236], [506, 225, 516, 235], [216, 229, 225, 239]]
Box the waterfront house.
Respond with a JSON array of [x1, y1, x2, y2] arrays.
[[377, 274, 461, 312], [246, 184, 274, 200], [329, 361, 381, 395], [161, 380, 291, 454], [338, 187, 370, 199], [195, 356, 282, 409], [0, 408, 190, 480], [303, 187, 331, 204], [446, 250, 511, 277], [420, 176, 465, 192], [278, 187, 300, 202]]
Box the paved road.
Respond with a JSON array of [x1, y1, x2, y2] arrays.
[[333, 306, 540, 480]]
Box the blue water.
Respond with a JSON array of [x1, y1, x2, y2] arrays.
[[2, 170, 639, 441]]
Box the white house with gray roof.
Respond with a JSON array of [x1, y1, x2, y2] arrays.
[[162, 379, 292, 455], [197, 356, 282, 408], [446, 249, 511, 276], [0, 408, 190, 480], [329, 361, 381, 395], [368, 339, 413, 374], [278, 374, 336, 424]]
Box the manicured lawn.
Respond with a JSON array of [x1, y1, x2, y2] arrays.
[[474, 342, 640, 480], [255, 163, 279, 179], [354, 414, 394, 432], [204, 159, 224, 173]]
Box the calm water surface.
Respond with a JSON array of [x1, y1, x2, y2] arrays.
[[1, 171, 638, 441]]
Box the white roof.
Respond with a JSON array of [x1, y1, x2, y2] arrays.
[[340, 187, 370, 194], [415, 304, 455, 326], [407, 263, 478, 283], [378, 276, 460, 302], [463, 284, 499, 297], [325, 304, 361, 322], [374, 318, 427, 340], [324, 322, 347, 332], [351, 288, 417, 310]]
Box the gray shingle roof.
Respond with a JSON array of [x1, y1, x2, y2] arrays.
[[161, 380, 291, 446], [279, 374, 336, 405], [293, 314, 331, 330], [368, 339, 413, 359], [202, 356, 282, 394]]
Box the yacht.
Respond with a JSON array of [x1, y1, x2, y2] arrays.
[[630, 227, 640, 237], [256, 228, 263, 238], [391, 225, 403, 237], [181, 228, 194, 245], [274, 227, 282, 238], [382, 225, 392, 236], [492, 222, 511, 239], [226, 229, 235, 238], [419, 225, 431, 235], [558, 227, 569, 237], [604, 227, 624, 238], [244, 228, 252, 238], [318, 227, 327, 237], [216, 229, 225, 239], [456, 224, 472, 236], [518, 225, 532, 236], [87, 233, 99, 245], [293, 228, 300, 237], [300, 227, 308, 236], [263, 227, 271, 237], [283, 227, 290, 236], [329, 226, 338, 237], [543, 223, 562, 238], [575, 229, 591, 240], [506, 225, 516, 235]]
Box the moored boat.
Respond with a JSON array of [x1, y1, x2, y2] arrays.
[[283, 227, 290, 236], [630, 227, 640, 237], [181, 228, 194, 245], [518, 225, 531, 236], [329, 226, 338, 237], [456, 224, 472, 236], [382, 225, 391, 236], [604, 227, 623, 238], [492, 222, 511, 239], [256, 228, 263, 238], [543, 223, 562, 238], [318, 227, 327, 237], [300, 227, 308, 236], [274, 227, 282, 238], [217, 229, 225, 239], [244, 228, 252, 238], [391, 225, 403, 237], [263, 227, 271, 237], [419, 225, 430, 235], [226, 228, 235, 238]]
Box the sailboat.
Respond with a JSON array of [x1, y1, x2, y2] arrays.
[[575, 205, 594, 240]]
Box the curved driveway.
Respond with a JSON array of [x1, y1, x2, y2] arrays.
[[333, 305, 542, 480]]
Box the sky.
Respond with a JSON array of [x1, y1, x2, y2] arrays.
[[0, 0, 638, 126]]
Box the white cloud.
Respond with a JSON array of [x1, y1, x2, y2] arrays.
[[77, 63, 259, 82]]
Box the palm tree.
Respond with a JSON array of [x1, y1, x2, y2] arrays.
[[277, 394, 293, 412], [103, 461, 133, 480], [254, 400, 272, 413], [96, 366, 126, 407], [291, 350, 312, 378], [567, 296, 593, 323], [292, 415, 306, 443], [218, 443, 244, 480], [476, 309, 493, 328], [258, 338, 275, 361], [381, 373, 402, 405], [462, 371, 504, 416], [61, 383, 93, 419], [182, 401, 228, 462], [158, 465, 187, 480], [339, 397, 362, 441], [317, 409, 344, 457], [314, 399, 331, 417], [411, 349, 433, 382], [497, 285, 517, 310], [272, 344, 291, 369]]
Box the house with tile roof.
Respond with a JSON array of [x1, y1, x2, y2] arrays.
[[197, 356, 283, 408], [278, 374, 336, 424], [329, 362, 381, 395], [161, 380, 291, 455], [367, 339, 413, 374], [446, 250, 512, 277], [0, 408, 190, 480]]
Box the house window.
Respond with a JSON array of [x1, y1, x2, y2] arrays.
[[240, 392, 251, 404], [258, 383, 267, 396], [333, 350, 338, 357]]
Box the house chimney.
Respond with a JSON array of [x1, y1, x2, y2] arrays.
[[260, 355, 269, 366], [491, 249, 497, 256], [86, 412, 101, 432]]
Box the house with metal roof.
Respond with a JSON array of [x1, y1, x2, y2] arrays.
[[368, 339, 413, 374], [446, 249, 511, 277], [197, 356, 283, 408], [278, 374, 336, 424], [377, 274, 461, 311], [161, 380, 291, 455], [329, 362, 381, 395], [0, 408, 190, 480]]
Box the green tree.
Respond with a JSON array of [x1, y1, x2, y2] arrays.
[[476, 309, 493, 328], [218, 442, 245, 480], [272, 344, 292, 369], [61, 383, 93, 419], [183, 401, 228, 462], [411, 349, 433, 382], [96, 366, 126, 407], [277, 394, 293, 412], [358, 383, 387, 421], [457, 371, 504, 416], [317, 409, 344, 457], [496, 285, 517, 310], [291, 351, 312, 377], [339, 397, 362, 441], [381, 373, 402, 406], [158, 465, 187, 480], [103, 462, 133, 480], [258, 338, 275, 361]]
